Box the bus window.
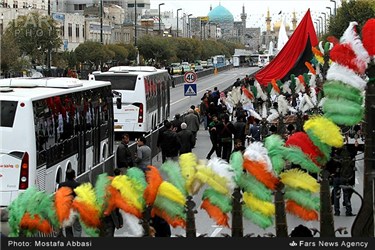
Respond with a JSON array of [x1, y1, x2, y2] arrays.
[[0, 101, 18, 127], [94, 75, 137, 90]]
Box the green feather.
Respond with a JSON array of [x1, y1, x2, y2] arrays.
[[303, 73, 310, 88], [282, 146, 321, 173], [324, 112, 364, 126], [127, 167, 147, 190], [323, 81, 363, 104], [202, 188, 232, 213], [284, 188, 320, 211], [94, 173, 110, 213], [242, 206, 274, 229], [277, 80, 284, 93], [290, 74, 296, 93], [266, 83, 273, 94], [324, 41, 331, 53], [80, 223, 99, 237], [154, 196, 186, 219], [39, 194, 59, 228], [160, 160, 187, 196], [323, 98, 364, 117], [229, 151, 244, 184], [251, 85, 258, 98], [238, 174, 273, 202], [264, 134, 286, 175], [311, 57, 318, 66], [306, 129, 331, 164]]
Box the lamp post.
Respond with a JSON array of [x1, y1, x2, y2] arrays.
[[319, 16, 324, 35], [326, 6, 332, 16], [330, 0, 337, 16], [176, 8, 182, 37], [315, 20, 320, 37], [321, 12, 327, 34], [158, 3, 165, 36], [188, 14, 192, 38]]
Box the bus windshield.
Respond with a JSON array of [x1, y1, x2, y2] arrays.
[[94, 75, 137, 90]]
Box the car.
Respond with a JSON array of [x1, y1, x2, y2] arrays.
[[171, 66, 182, 75], [194, 64, 204, 72], [200, 60, 208, 68]]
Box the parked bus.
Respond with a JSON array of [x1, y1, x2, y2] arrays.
[[212, 55, 226, 68], [258, 54, 274, 67], [89, 66, 171, 138], [0, 77, 114, 209]]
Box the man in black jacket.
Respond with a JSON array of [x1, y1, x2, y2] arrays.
[[116, 133, 133, 172], [160, 121, 181, 162], [177, 123, 194, 155]]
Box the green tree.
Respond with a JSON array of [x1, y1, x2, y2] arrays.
[[3, 11, 62, 65], [137, 35, 173, 65], [105, 44, 128, 65], [75, 41, 114, 69]]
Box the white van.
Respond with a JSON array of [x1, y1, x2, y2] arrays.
[[258, 54, 274, 67]]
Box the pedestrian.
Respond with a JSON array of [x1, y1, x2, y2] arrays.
[[116, 133, 134, 173], [160, 121, 181, 162], [211, 87, 220, 106], [216, 114, 235, 162], [99, 169, 123, 237], [134, 136, 152, 172], [157, 120, 169, 163], [233, 116, 247, 146], [199, 96, 210, 130], [184, 108, 200, 148], [172, 113, 183, 133], [249, 118, 261, 142], [233, 78, 241, 88], [58, 168, 82, 237], [206, 115, 220, 160], [177, 122, 195, 155], [232, 139, 246, 154]]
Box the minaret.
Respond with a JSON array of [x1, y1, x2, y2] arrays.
[[291, 10, 297, 30], [210, 4, 212, 11], [266, 8, 271, 32], [240, 4, 247, 44]]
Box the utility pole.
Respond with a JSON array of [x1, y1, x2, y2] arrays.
[[176, 8, 182, 37], [100, 0, 103, 44], [47, 0, 51, 74], [134, 0, 137, 46]]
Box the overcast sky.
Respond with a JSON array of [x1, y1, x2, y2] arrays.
[[150, 0, 340, 30]]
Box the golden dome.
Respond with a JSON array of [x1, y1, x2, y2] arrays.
[[273, 20, 290, 32]]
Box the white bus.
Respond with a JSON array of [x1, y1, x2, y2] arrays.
[[0, 77, 115, 209], [258, 54, 274, 67], [89, 66, 172, 138]]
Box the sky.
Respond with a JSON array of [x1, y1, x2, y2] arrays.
[[150, 0, 340, 31]]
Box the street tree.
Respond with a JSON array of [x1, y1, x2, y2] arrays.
[[75, 41, 114, 70]]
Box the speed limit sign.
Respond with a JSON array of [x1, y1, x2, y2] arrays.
[[184, 71, 197, 83]]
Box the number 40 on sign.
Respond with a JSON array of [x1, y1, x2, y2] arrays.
[[184, 72, 197, 83]]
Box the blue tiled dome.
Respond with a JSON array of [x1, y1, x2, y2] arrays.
[[208, 5, 234, 23]]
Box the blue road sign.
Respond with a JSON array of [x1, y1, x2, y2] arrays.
[[184, 84, 197, 96]]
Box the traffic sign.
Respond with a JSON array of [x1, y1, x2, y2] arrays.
[[184, 84, 197, 96], [184, 71, 197, 83]]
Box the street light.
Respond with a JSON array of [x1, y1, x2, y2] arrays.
[[321, 12, 327, 34], [326, 6, 332, 16], [314, 21, 319, 36], [330, 0, 337, 16], [316, 19, 321, 36], [188, 14, 192, 38], [158, 3, 165, 36], [319, 16, 324, 35], [176, 8, 182, 37]]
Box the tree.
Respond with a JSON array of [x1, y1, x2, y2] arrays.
[[137, 35, 173, 65], [105, 44, 128, 65], [3, 11, 62, 66], [75, 41, 114, 70]]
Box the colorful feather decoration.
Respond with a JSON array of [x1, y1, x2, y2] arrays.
[[179, 152, 200, 195], [202, 188, 232, 213], [303, 116, 343, 148], [54, 187, 74, 225], [242, 85, 254, 100], [264, 134, 286, 175], [242, 206, 274, 229], [243, 159, 279, 190], [284, 188, 320, 211], [126, 167, 147, 192], [72, 183, 100, 228], [238, 174, 273, 202], [243, 192, 275, 217], [305, 130, 331, 165], [109, 186, 142, 218], [111, 175, 143, 211], [157, 181, 186, 206], [305, 61, 316, 75], [271, 79, 280, 94], [19, 213, 53, 234], [143, 165, 163, 206], [279, 169, 319, 193], [326, 63, 367, 91], [362, 18, 375, 56], [323, 99, 364, 125], [160, 160, 187, 196], [229, 151, 244, 184], [94, 173, 110, 214], [323, 81, 363, 104], [200, 199, 230, 227], [154, 196, 186, 219], [285, 132, 323, 166], [285, 200, 319, 221], [151, 207, 186, 229], [205, 157, 236, 194]]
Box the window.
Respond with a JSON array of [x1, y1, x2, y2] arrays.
[[13, 1, 18, 8], [128, 4, 134, 7], [0, 101, 18, 127], [137, 3, 145, 7], [94, 75, 137, 90], [76, 24, 79, 38], [74, 4, 86, 10], [60, 25, 64, 36], [82, 26, 85, 38], [68, 23, 72, 38]]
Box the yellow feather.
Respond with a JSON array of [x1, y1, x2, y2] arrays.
[[179, 153, 198, 194], [74, 183, 97, 207], [112, 175, 143, 211], [195, 165, 230, 195], [157, 181, 186, 205], [243, 192, 275, 216], [303, 116, 343, 147], [280, 169, 320, 193]]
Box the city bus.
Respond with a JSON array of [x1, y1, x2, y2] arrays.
[[89, 66, 171, 138], [212, 55, 226, 68], [258, 54, 274, 67], [0, 77, 115, 209]]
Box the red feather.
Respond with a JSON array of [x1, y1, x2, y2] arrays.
[[241, 86, 254, 100], [143, 165, 163, 205], [54, 186, 74, 224], [297, 75, 306, 88], [285, 132, 322, 166], [312, 47, 323, 57], [330, 43, 366, 74], [71, 200, 101, 227], [271, 79, 280, 93], [112, 187, 142, 218], [286, 200, 319, 221], [20, 213, 53, 234], [305, 62, 316, 75], [327, 36, 339, 46], [151, 207, 186, 228], [243, 159, 279, 190], [200, 199, 230, 227], [362, 18, 375, 56]]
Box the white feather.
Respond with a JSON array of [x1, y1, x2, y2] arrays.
[[206, 157, 236, 192], [62, 210, 78, 228], [326, 63, 367, 91], [249, 109, 262, 121], [255, 81, 267, 101], [295, 77, 305, 93], [319, 41, 324, 54], [243, 142, 274, 174], [121, 212, 143, 237], [288, 106, 298, 113], [281, 80, 292, 94], [318, 97, 326, 107], [277, 95, 289, 116], [261, 102, 268, 119], [298, 93, 306, 112], [309, 74, 316, 88], [266, 109, 279, 123], [304, 93, 315, 109], [340, 21, 370, 65]]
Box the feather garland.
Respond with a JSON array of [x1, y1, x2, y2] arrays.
[[160, 160, 187, 196], [153, 196, 185, 219], [244, 141, 274, 174], [195, 165, 231, 195], [303, 116, 343, 148], [112, 175, 143, 211], [179, 152, 199, 195], [19, 213, 53, 234], [324, 113, 364, 127], [94, 173, 110, 214], [305, 61, 316, 75], [126, 167, 147, 191], [280, 169, 320, 193], [200, 199, 230, 227], [285, 132, 323, 166], [285, 200, 319, 221], [54, 187, 74, 225], [143, 165, 163, 205], [264, 134, 286, 175], [305, 130, 331, 165], [238, 174, 273, 202], [157, 181, 186, 205], [284, 188, 320, 211], [229, 151, 244, 184], [323, 81, 363, 104], [111, 187, 142, 218], [362, 18, 375, 56], [151, 207, 186, 229], [202, 188, 232, 213], [71, 200, 100, 227], [206, 157, 236, 193], [243, 159, 279, 190], [242, 206, 274, 229], [326, 63, 367, 91], [243, 192, 275, 217]]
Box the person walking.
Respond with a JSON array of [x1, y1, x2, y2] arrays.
[[216, 114, 235, 162], [58, 168, 82, 237], [161, 121, 181, 162], [157, 120, 169, 163], [249, 118, 261, 142], [199, 96, 210, 130], [233, 116, 247, 146], [206, 115, 220, 160], [171, 113, 183, 133], [116, 133, 134, 173], [134, 136, 152, 172], [184, 108, 200, 148], [177, 123, 195, 155]]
